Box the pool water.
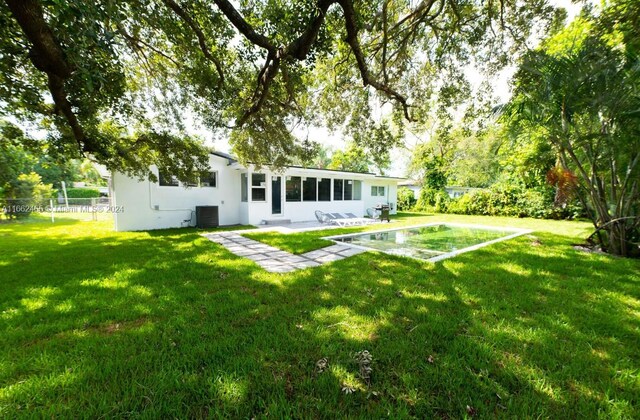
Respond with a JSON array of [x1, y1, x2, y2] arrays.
[[329, 224, 529, 261]]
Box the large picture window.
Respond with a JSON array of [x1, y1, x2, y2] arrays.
[[303, 177, 317, 201], [333, 179, 361, 200], [241, 173, 248, 202], [333, 179, 343, 201], [318, 178, 331, 201], [159, 171, 179, 186], [286, 176, 302, 201], [252, 173, 266, 201]]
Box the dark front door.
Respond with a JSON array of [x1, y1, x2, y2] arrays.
[[271, 176, 282, 215]]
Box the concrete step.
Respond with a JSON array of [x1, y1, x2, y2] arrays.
[[261, 219, 292, 225]]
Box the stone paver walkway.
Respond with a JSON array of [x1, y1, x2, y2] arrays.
[[203, 231, 366, 273]]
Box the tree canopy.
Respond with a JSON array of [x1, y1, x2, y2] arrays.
[[1, 0, 559, 180], [504, 2, 640, 256]]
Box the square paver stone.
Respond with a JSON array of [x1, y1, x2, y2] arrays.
[[314, 253, 345, 264], [302, 250, 329, 259], [338, 247, 366, 257], [247, 253, 271, 262]]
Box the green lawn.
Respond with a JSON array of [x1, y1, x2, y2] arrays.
[[1, 212, 639, 417]]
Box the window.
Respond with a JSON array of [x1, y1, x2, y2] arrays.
[[371, 186, 385, 196], [159, 171, 179, 186], [333, 179, 359, 200], [344, 180, 353, 200], [286, 176, 301, 201], [303, 177, 317, 201], [201, 171, 217, 187], [318, 178, 331, 201], [251, 173, 266, 201], [241, 173, 248, 202], [333, 179, 343, 201], [353, 180, 362, 200]]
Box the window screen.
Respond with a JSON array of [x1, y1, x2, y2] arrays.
[[202, 171, 217, 187], [353, 180, 362, 200], [318, 178, 331, 201], [252, 173, 266, 201], [333, 179, 343, 201], [241, 173, 248, 202], [344, 180, 353, 200], [286, 176, 302, 201], [302, 177, 317, 201]]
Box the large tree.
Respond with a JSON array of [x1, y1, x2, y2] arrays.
[[505, 7, 640, 257], [1, 0, 558, 180]]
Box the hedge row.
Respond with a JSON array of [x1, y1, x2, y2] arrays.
[[415, 185, 584, 220], [64, 187, 102, 198]]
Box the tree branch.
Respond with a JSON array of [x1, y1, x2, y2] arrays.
[[212, 0, 276, 52], [5, 0, 92, 154], [283, 0, 335, 59], [116, 22, 181, 67], [162, 0, 225, 86], [337, 0, 413, 121]]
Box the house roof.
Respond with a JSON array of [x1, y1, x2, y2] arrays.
[[211, 151, 406, 180], [210, 151, 237, 164]]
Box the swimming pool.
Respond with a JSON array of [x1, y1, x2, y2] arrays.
[[325, 223, 532, 262]]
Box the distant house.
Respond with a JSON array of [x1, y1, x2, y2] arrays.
[[398, 180, 480, 199], [398, 180, 422, 198], [109, 151, 403, 231], [444, 186, 482, 199]]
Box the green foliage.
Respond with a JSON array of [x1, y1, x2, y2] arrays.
[[504, 4, 640, 256], [2, 172, 54, 218], [449, 126, 503, 188], [416, 188, 450, 213], [0, 0, 559, 178], [64, 188, 101, 199], [328, 142, 372, 173], [0, 121, 38, 187], [396, 187, 416, 210], [445, 184, 584, 220]]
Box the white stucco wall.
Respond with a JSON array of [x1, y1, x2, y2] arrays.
[[240, 167, 398, 225], [111, 156, 401, 231], [363, 181, 398, 214], [112, 155, 241, 231]]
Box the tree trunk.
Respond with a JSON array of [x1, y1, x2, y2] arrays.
[[606, 220, 628, 257]]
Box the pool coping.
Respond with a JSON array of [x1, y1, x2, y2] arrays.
[[323, 222, 533, 263]]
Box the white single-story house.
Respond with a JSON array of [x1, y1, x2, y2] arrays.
[[109, 151, 403, 231]]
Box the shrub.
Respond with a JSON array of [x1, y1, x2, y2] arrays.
[[64, 187, 101, 198], [415, 188, 451, 213], [444, 184, 583, 219], [517, 188, 552, 219], [2, 172, 54, 218], [397, 187, 417, 210]]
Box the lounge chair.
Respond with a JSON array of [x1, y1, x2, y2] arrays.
[[315, 210, 330, 224], [332, 212, 374, 226], [315, 211, 373, 226]]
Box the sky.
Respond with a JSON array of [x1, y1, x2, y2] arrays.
[[203, 0, 589, 178]]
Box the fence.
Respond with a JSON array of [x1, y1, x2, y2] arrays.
[[1, 197, 118, 222]]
